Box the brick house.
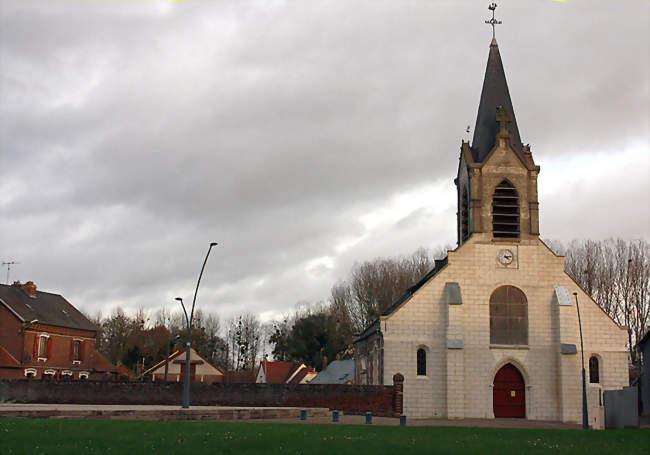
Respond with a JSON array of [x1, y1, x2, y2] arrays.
[[0, 281, 118, 380], [353, 37, 628, 425]]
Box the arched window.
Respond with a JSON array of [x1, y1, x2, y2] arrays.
[[416, 348, 426, 376], [460, 187, 470, 242], [490, 286, 528, 345], [589, 356, 600, 384], [492, 180, 520, 239]]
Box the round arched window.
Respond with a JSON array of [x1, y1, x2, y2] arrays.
[[416, 348, 427, 376], [490, 286, 528, 345], [589, 356, 600, 384]]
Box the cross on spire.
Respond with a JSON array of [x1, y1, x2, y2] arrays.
[[485, 3, 502, 40], [495, 105, 512, 136]]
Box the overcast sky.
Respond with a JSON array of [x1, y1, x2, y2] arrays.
[[1, 0, 648, 325]]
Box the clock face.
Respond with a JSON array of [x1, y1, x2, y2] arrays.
[[497, 249, 514, 265]]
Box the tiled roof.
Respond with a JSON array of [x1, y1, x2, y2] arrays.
[[260, 361, 308, 384], [310, 360, 354, 384], [0, 284, 97, 332]]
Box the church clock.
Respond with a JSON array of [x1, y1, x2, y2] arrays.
[[497, 249, 514, 265]]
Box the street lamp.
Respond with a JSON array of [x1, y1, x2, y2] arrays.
[[175, 242, 218, 409], [573, 292, 589, 430]]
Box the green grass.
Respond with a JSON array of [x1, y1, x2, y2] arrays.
[[0, 419, 647, 455]]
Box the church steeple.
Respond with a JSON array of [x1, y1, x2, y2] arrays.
[[455, 6, 540, 247], [471, 38, 524, 163]]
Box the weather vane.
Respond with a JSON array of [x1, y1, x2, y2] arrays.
[[485, 3, 502, 40]]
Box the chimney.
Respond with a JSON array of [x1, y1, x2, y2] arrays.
[[21, 281, 37, 297]]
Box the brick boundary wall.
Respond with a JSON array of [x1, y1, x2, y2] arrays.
[[0, 378, 403, 417]]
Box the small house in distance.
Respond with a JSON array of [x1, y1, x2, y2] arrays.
[[145, 347, 224, 383], [309, 359, 354, 385], [256, 361, 316, 384], [0, 281, 118, 380]]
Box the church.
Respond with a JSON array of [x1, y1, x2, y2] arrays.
[[353, 32, 629, 423]]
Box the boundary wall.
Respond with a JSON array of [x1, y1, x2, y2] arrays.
[[0, 375, 404, 417]]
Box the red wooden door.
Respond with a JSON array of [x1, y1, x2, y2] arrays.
[[493, 364, 525, 418]]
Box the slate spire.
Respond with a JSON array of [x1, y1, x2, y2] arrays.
[[471, 39, 523, 162]]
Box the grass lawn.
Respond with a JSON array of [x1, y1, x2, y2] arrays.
[[0, 419, 647, 455]]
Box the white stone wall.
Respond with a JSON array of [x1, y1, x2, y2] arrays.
[[381, 235, 629, 421]]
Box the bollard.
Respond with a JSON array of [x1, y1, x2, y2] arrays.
[[332, 410, 339, 422], [400, 415, 406, 426], [365, 412, 372, 424], [300, 410, 307, 420]]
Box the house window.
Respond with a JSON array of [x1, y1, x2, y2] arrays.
[[37, 334, 51, 360], [490, 286, 528, 345], [416, 348, 426, 376], [79, 371, 89, 380], [492, 180, 520, 239], [24, 368, 37, 378], [61, 370, 73, 377], [72, 340, 82, 363], [589, 356, 600, 384], [43, 369, 56, 379]]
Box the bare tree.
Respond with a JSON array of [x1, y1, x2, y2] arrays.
[[549, 238, 650, 359], [224, 313, 261, 371], [329, 246, 450, 334]]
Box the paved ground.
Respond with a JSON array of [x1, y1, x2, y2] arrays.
[[0, 404, 587, 429]]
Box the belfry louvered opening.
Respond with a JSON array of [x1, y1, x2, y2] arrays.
[[492, 180, 520, 239]]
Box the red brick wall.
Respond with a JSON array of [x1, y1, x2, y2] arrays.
[[0, 305, 22, 360], [0, 323, 113, 380], [0, 380, 401, 417]]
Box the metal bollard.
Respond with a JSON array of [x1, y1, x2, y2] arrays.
[[300, 410, 307, 420], [365, 412, 372, 424], [332, 410, 339, 422], [400, 415, 406, 426]]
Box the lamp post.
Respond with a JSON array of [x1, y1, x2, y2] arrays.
[[573, 292, 589, 430], [175, 242, 218, 409]]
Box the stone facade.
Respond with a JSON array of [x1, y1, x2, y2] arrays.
[[354, 38, 629, 424]]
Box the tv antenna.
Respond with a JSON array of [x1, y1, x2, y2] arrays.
[[2, 261, 19, 285]]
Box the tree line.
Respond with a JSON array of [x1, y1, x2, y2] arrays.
[[546, 238, 649, 358], [90, 238, 648, 375]]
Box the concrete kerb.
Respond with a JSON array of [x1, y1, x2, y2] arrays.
[[0, 404, 584, 429]]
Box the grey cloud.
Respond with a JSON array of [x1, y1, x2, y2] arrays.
[[1, 1, 647, 321]]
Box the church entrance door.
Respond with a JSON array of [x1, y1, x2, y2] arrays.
[[493, 363, 525, 418]]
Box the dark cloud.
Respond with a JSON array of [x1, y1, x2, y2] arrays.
[[1, 0, 647, 321]]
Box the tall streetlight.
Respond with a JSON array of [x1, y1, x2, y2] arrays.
[[175, 242, 218, 409], [573, 292, 589, 430]]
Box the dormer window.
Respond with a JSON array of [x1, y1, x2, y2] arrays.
[[492, 180, 520, 239]]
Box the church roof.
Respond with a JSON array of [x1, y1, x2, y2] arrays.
[[471, 39, 524, 163]]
